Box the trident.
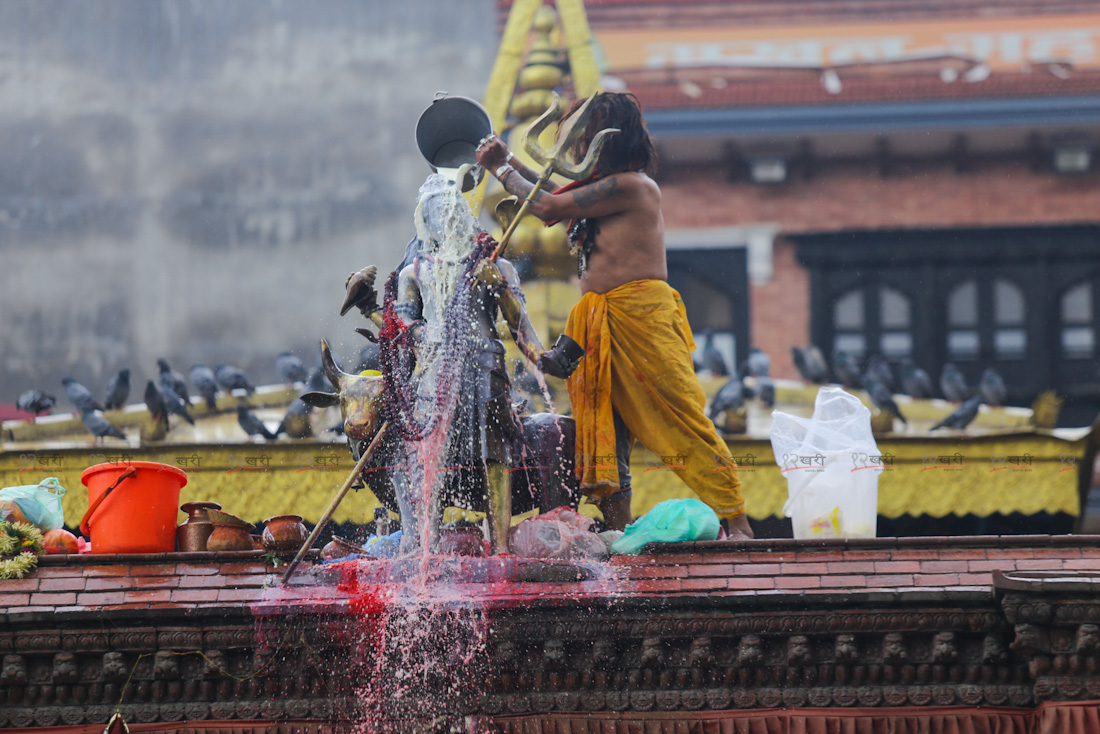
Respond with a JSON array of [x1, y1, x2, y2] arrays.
[[491, 92, 619, 261]]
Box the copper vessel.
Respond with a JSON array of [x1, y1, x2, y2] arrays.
[[261, 514, 309, 552], [207, 523, 255, 552], [176, 501, 221, 552]]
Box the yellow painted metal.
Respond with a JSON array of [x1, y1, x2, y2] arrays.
[[555, 0, 603, 96]]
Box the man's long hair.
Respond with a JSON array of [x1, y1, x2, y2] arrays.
[[563, 92, 657, 176]]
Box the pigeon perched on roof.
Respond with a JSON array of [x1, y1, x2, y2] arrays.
[[700, 330, 729, 377], [979, 368, 1007, 407], [157, 359, 190, 406], [190, 364, 219, 411], [215, 364, 256, 395], [276, 352, 308, 385], [899, 358, 934, 399], [867, 380, 907, 425], [708, 375, 749, 435], [832, 350, 862, 387], [155, 379, 194, 425], [142, 381, 170, 442], [864, 355, 894, 392], [940, 363, 969, 402], [277, 399, 313, 439], [62, 377, 104, 413], [81, 409, 126, 444], [931, 395, 982, 431], [745, 346, 771, 378], [792, 346, 828, 384], [305, 368, 328, 393], [17, 390, 56, 418], [237, 403, 277, 441], [104, 368, 131, 411], [756, 376, 776, 408]]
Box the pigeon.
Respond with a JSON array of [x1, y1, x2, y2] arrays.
[[215, 364, 256, 395], [357, 343, 381, 373], [864, 355, 894, 392], [931, 395, 982, 431], [17, 390, 56, 417], [103, 368, 131, 410], [62, 377, 104, 413], [980, 368, 1007, 407], [940, 363, 969, 402], [756, 376, 776, 408], [700, 330, 729, 377], [157, 359, 190, 406], [744, 346, 770, 378], [899, 358, 934, 399], [708, 375, 746, 420], [158, 381, 195, 426], [144, 380, 168, 420], [867, 380, 907, 425], [237, 403, 277, 441], [142, 381, 170, 441], [832, 350, 862, 387], [277, 399, 313, 439], [190, 364, 219, 411], [276, 352, 308, 385], [80, 409, 126, 444], [791, 346, 828, 384]]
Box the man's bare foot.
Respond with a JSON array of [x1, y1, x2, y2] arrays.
[[599, 493, 634, 531], [722, 514, 755, 540]]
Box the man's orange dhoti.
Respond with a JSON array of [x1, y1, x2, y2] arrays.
[[564, 279, 746, 519]]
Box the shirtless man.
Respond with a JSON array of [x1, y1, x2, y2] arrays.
[[476, 92, 753, 539]]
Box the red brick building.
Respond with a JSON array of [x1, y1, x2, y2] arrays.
[[545, 0, 1100, 424]]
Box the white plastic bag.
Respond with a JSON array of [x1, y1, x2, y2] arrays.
[[509, 507, 608, 561], [770, 387, 880, 539]]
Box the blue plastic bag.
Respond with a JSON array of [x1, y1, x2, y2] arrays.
[[0, 477, 66, 531], [611, 498, 720, 555]]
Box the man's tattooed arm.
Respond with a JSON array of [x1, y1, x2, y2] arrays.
[[499, 167, 544, 204], [572, 177, 620, 210]]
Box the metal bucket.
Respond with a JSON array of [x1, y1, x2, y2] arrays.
[[415, 93, 493, 171]]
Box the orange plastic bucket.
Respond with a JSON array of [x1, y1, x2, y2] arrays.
[[81, 462, 188, 554]]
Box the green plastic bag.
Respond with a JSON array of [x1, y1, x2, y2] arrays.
[[611, 498, 720, 555], [0, 477, 66, 531]]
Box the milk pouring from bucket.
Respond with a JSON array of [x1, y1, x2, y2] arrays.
[[770, 387, 881, 539], [415, 92, 493, 192]]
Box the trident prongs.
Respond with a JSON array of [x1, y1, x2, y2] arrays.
[[491, 92, 620, 261], [520, 92, 619, 181]]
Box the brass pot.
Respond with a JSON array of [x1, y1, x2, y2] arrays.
[[207, 523, 255, 553], [261, 514, 309, 552], [176, 501, 221, 552]]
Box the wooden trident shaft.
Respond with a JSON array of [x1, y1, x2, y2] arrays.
[[491, 93, 618, 261]]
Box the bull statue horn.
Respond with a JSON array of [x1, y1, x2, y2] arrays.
[[319, 338, 351, 390]]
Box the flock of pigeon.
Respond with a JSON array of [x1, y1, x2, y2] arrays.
[[13, 353, 334, 444], [697, 332, 1008, 432]]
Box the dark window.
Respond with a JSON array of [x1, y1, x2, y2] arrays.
[[831, 285, 911, 359], [1061, 281, 1094, 358]]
